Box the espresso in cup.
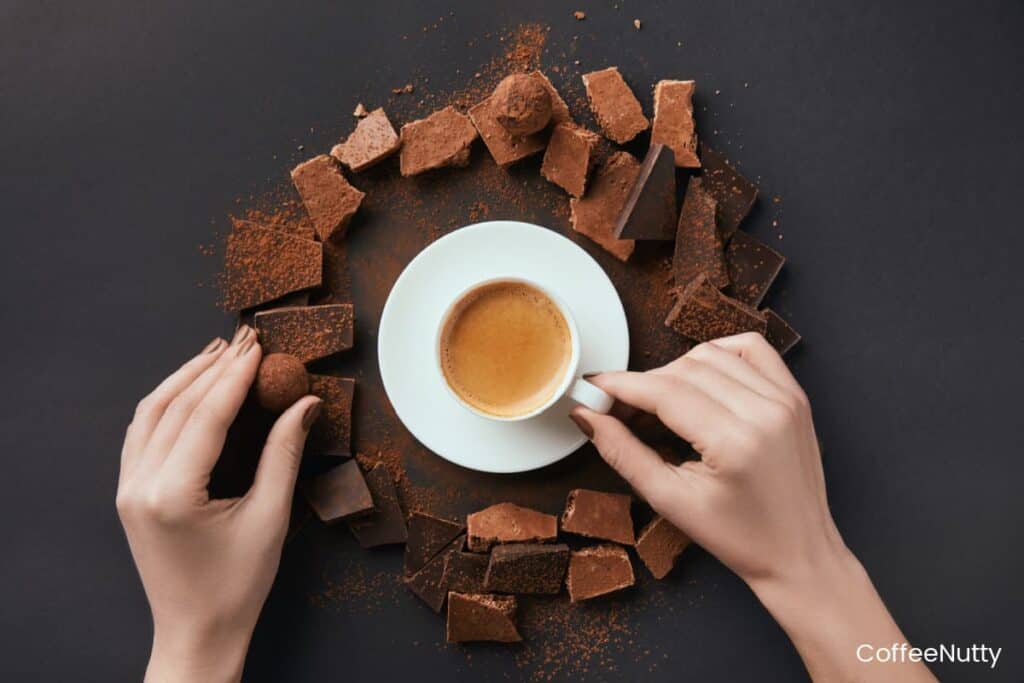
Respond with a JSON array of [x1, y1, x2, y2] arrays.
[[439, 280, 573, 418]]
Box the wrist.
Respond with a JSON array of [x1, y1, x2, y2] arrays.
[[146, 617, 252, 683], [748, 542, 867, 623]]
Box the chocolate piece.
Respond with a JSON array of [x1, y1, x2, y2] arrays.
[[469, 95, 547, 167], [615, 143, 677, 240], [570, 152, 639, 261], [763, 308, 801, 356], [582, 67, 649, 144], [484, 543, 570, 594], [635, 515, 690, 579], [306, 374, 354, 456], [254, 304, 354, 363], [330, 108, 401, 172], [651, 80, 700, 168], [290, 155, 365, 242], [446, 592, 521, 643], [231, 216, 316, 242], [347, 463, 408, 547], [303, 459, 373, 523], [492, 73, 552, 136], [223, 223, 322, 311], [700, 144, 758, 240], [673, 176, 729, 289], [725, 231, 785, 307], [405, 534, 464, 612], [399, 106, 478, 176], [566, 545, 635, 601], [541, 123, 600, 197], [442, 551, 490, 593], [404, 512, 466, 576], [530, 70, 573, 125], [466, 502, 558, 552], [254, 353, 309, 413], [561, 489, 634, 545], [665, 273, 767, 342]]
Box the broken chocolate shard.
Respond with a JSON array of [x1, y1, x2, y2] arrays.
[[635, 515, 690, 579], [483, 543, 570, 595], [305, 374, 354, 457], [442, 551, 490, 593], [567, 545, 635, 601], [446, 592, 522, 643], [763, 308, 801, 356], [541, 123, 600, 197], [582, 67, 649, 144], [673, 176, 729, 289], [466, 503, 558, 552], [570, 151, 640, 262], [652, 79, 700, 168], [405, 534, 465, 612], [561, 488, 635, 545], [665, 273, 767, 342], [725, 231, 785, 307], [347, 463, 408, 547], [290, 154, 365, 242], [404, 512, 466, 576], [615, 143, 677, 240], [303, 459, 373, 524], [330, 108, 401, 173], [223, 223, 322, 311], [469, 95, 547, 167], [254, 304, 354, 363], [700, 144, 758, 240], [399, 106, 478, 176]]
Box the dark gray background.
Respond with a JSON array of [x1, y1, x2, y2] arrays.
[[2, 1, 1022, 681]]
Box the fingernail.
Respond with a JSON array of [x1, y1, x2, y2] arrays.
[[569, 412, 594, 439], [231, 325, 252, 345], [202, 337, 225, 354], [302, 399, 323, 431], [582, 372, 600, 380], [235, 336, 258, 357]]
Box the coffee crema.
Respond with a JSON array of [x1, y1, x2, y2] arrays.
[[440, 281, 573, 418]]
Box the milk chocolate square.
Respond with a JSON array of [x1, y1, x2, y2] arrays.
[[673, 177, 729, 289], [347, 463, 408, 547], [303, 459, 373, 523], [446, 592, 521, 643], [566, 545, 635, 601], [466, 502, 558, 552], [541, 123, 600, 197], [582, 67, 649, 144], [290, 154, 365, 242], [483, 543, 570, 595], [254, 304, 354, 363], [652, 80, 700, 168], [561, 489, 635, 545], [223, 223, 323, 311], [330, 108, 401, 172], [763, 308, 801, 356], [399, 106, 478, 176], [725, 231, 785, 307], [615, 143, 677, 240], [700, 144, 758, 240], [306, 374, 354, 457], [635, 515, 690, 579], [570, 151, 640, 261], [665, 273, 767, 342], [404, 512, 465, 576]]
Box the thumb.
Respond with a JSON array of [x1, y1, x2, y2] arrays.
[[249, 395, 322, 511]]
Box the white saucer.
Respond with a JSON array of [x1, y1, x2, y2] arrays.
[[377, 221, 629, 473]]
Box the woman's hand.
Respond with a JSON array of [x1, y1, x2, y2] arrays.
[[116, 326, 321, 683]]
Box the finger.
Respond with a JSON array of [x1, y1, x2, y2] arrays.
[[710, 332, 804, 397], [667, 342, 792, 404], [248, 395, 322, 512], [651, 352, 775, 422]]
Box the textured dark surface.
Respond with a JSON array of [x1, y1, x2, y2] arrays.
[[1, 1, 1022, 681]]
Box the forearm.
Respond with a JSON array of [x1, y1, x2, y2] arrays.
[[145, 621, 251, 683]]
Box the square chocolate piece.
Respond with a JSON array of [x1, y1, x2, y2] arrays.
[[652, 80, 700, 168], [347, 463, 408, 547], [223, 223, 323, 311], [541, 123, 601, 197], [404, 512, 465, 576], [483, 543, 570, 594], [290, 154, 365, 242], [442, 551, 490, 593], [615, 143, 677, 240], [561, 489, 635, 545], [446, 592, 522, 643], [399, 106, 478, 176], [306, 374, 354, 457], [700, 144, 758, 240], [665, 273, 767, 342], [254, 304, 354, 363], [635, 515, 690, 579], [303, 459, 373, 523], [405, 534, 465, 612], [582, 67, 649, 144], [567, 545, 635, 601], [763, 308, 801, 356], [570, 151, 640, 261], [673, 176, 729, 289], [330, 108, 401, 172], [469, 95, 547, 167], [725, 231, 785, 307]]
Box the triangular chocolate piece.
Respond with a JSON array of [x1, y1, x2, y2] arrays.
[[404, 534, 465, 612], [725, 231, 785, 307], [404, 512, 465, 576], [700, 144, 758, 240], [615, 143, 677, 240]]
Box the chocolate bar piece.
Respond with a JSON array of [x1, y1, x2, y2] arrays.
[[303, 459, 373, 523], [665, 273, 767, 342], [442, 551, 490, 593], [466, 502, 558, 552], [570, 151, 640, 261], [399, 106, 478, 176], [347, 463, 408, 547], [223, 223, 322, 311], [483, 543, 570, 594], [446, 592, 522, 643], [651, 80, 700, 168], [306, 374, 354, 457], [673, 176, 728, 289], [635, 515, 690, 579], [561, 489, 635, 545], [405, 534, 465, 612], [469, 95, 547, 167], [763, 308, 801, 356], [330, 108, 401, 172], [404, 512, 465, 576], [566, 545, 635, 601], [582, 67, 649, 144], [700, 144, 758, 240], [541, 123, 600, 197], [290, 154, 365, 242], [254, 304, 354, 363], [725, 231, 785, 307], [615, 143, 677, 240]]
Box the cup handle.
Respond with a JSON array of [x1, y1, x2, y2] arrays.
[[568, 378, 614, 414]]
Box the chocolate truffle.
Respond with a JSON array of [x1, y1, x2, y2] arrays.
[[492, 73, 553, 136], [255, 353, 309, 413]]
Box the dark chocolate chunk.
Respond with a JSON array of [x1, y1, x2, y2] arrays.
[[303, 459, 373, 523], [404, 534, 465, 612], [467, 503, 558, 552], [615, 143, 677, 241], [673, 176, 729, 289], [665, 273, 767, 342], [254, 304, 354, 363], [700, 144, 758, 240], [404, 512, 466, 576], [346, 463, 408, 547], [483, 543, 570, 594], [446, 592, 522, 643], [305, 374, 354, 457], [763, 308, 801, 356], [290, 154, 365, 242], [566, 545, 635, 601], [725, 231, 785, 307], [442, 551, 490, 593], [223, 223, 323, 311], [635, 515, 690, 579], [570, 152, 640, 262], [561, 489, 635, 545]]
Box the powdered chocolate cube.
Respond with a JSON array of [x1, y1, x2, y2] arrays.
[[446, 592, 521, 643], [763, 309, 801, 356], [483, 543, 570, 594], [399, 106, 478, 176], [303, 459, 373, 523], [582, 67, 649, 144], [725, 231, 786, 307], [561, 489, 635, 545], [570, 152, 640, 261], [223, 223, 322, 311], [652, 79, 700, 168], [330, 108, 401, 172], [290, 154, 365, 242], [700, 144, 758, 240], [466, 502, 558, 552], [673, 177, 728, 289], [566, 545, 635, 601], [541, 123, 600, 197], [665, 273, 767, 342], [635, 515, 690, 579], [254, 304, 354, 363]]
